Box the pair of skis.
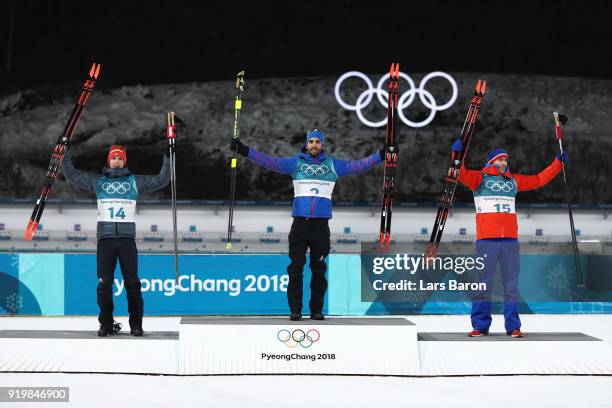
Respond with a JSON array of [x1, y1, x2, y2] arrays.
[[425, 80, 487, 260], [378, 63, 400, 246], [24, 63, 101, 240]]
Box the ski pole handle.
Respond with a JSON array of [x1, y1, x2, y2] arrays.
[[552, 111, 566, 155], [167, 112, 176, 139], [553, 112, 563, 140]]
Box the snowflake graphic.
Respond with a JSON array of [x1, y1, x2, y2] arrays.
[[9, 254, 19, 268], [547, 262, 570, 291], [5, 292, 23, 313], [17, 255, 38, 273]]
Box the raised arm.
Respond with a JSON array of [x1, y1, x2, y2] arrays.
[[333, 151, 382, 177], [514, 156, 563, 192], [246, 147, 296, 175], [61, 152, 99, 192], [135, 155, 171, 193], [451, 139, 482, 191], [230, 138, 296, 175], [457, 164, 484, 191]]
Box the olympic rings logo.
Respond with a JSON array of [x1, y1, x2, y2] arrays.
[[334, 71, 458, 128], [485, 180, 515, 192], [300, 164, 329, 176], [101, 182, 131, 195], [277, 329, 320, 348]]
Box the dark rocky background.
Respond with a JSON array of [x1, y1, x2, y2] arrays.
[[0, 0, 610, 204]]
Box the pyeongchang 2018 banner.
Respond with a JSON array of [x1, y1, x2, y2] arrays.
[[0, 253, 317, 316]]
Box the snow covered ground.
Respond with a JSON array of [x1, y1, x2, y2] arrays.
[[1, 372, 610, 408], [1, 314, 612, 407]]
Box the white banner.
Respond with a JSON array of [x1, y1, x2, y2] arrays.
[[97, 199, 137, 222], [293, 179, 335, 200], [474, 196, 516, 214]]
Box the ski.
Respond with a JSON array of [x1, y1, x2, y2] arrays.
[[378, 63, 400, 246], [24, 62, 101, 241], [425, 79, 487, 260], [226, 70, 245, 250], [167, 112, 179, 281], [552, 112, 584, 287]]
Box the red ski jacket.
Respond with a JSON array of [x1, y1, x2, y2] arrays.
[[458, 158, 563, 240]]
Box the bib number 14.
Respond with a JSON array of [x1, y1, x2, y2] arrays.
[[494, 204, 511, 213], [107, 207, 126, 219]]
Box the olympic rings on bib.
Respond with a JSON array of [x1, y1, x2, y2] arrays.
[[485, 180, 515, 192], [101, 182, 131, 195], [277, 328, 321, 348], [300, 164, 330, 176], [334, 71, 458, 128]]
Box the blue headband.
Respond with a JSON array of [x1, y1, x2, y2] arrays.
[[486, 148, 508, 165], [306, 129, 325, 145]]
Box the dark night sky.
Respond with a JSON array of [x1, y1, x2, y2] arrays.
[[0, 0, 610, 91]]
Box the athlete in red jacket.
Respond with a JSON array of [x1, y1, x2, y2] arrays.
[[452, 139, 566, 337]]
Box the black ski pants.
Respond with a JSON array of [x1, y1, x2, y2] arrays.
[[287, 217, 330, 314], [96, 238, 143, 329]]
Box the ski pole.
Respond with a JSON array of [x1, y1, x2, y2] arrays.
[[167, 112, 179, 282], [553, 112, 585, 287], [226, 71, 245, 249]]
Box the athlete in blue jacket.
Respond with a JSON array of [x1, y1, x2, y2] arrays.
[[231, 129, 390, 320]]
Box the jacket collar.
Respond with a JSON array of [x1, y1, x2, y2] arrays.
[[103, 167, 132, 178], [299, 146, 327, 164], [481, 165, 511, 178]]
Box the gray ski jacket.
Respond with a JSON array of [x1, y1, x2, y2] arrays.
[[61, 152, 170, 240]]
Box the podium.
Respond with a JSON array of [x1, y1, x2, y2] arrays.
[[178, 317, 420, 375], [2, 317, 612, 376]]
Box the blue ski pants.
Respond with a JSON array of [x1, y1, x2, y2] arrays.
[[471, 239, 521, 333]]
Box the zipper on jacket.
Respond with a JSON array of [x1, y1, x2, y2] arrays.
[[310, 197, 315, 218]]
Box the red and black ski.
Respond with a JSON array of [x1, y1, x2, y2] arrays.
[[378, 63, 400, 246], [24, 62, 101, 241], [425, 79, 487, 260]]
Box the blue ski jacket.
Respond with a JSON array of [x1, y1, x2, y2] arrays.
[[247, 147, 382, 218]]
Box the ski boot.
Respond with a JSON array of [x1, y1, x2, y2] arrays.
[[130, 326, 144, 337], [98, 321, 122, 337]]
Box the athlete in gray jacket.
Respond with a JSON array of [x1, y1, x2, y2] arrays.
[[62, 145, 170, 336]]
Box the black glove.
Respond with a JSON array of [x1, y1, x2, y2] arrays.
[[379, 144, 399, 161], [230, 138, 249, 157]]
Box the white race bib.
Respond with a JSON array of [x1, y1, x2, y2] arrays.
[[97, 199, 137, 222], [293, 179, 335, 200], [474, 196, 516, 214]]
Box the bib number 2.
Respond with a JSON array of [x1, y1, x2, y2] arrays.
[[107, 207, 126, 220]]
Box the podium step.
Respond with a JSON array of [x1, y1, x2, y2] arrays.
[[178, 317, 420, 375], [0, 330, 179, 374], [418, 331, 612, 375]]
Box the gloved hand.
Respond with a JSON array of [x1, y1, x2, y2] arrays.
[[379, 144, 399, 161], [556, 151, 569, 163], [452, 139, 463, 153], [230, 138, 249, 157]]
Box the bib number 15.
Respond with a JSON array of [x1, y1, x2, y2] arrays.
[[494, 204, 511, 213], [107, 207, 126, 219]]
